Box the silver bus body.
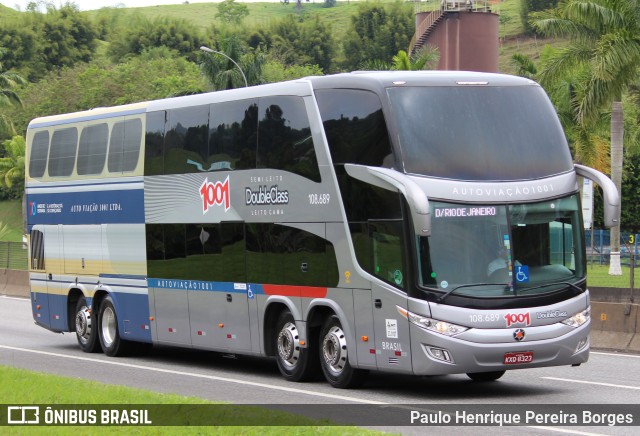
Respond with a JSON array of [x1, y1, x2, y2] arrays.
[[25, 71, 619, 387]]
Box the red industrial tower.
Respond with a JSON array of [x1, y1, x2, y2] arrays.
[[410, 0, 499, 72]]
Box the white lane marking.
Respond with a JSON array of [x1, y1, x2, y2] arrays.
[[591, 351, 640, 359], [0, 295, 29, 301], [0, 344, 618, 434], [542, 377, 640, 390], [529, 427, 606, 436], [0, 344, 385, 405]]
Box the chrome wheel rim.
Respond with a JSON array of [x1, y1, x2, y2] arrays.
[[75, 305, 92, 345], [101, 306, 116, 347], [277, 321, 300, 370], [322, 325, 348, 376]]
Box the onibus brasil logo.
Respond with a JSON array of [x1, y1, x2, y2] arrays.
[[199, 176, 230, 214]]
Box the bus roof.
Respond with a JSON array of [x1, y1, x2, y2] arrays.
[[306, 70, 538, 91], [27, 71, 538, 129], [28, 101, 149, 130]]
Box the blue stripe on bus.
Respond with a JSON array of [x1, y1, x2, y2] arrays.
[[28, 107, 146, 129], [147, 278, 257, 294], [26, 189, 145, 225], [31, 291, 152, 343]]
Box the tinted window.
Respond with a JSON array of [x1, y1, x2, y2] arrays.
[[164, 106, 209, 174], [108, 118, 142, 173], [350, 221, 407, 291], [209, 99, 258, 171], [48, 127, 78, 177], [258, 96, 320, 182], [335, 166, 403, 222], [77, 123, 108, 175], [144, 111, 166, 176], [388, 86, 574, 180], [30, 229, 45, 270], [29, 131, 50, 178], [246, 223, 336, 287], [315, 89, 393, 167], [146, 223, 245, 283]]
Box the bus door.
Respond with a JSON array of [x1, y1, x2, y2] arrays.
[[368, 222, 412, 373], [29, 227, 50, 325], [188, 222, 252, 353]]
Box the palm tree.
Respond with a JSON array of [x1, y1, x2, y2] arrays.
[[510, 53, 538, 80], [532, 0, 640, 275], [0, 135, 26, 198], [391, 46, 439, 71], [0, 48, 26, 136], [200, 35, 264, 91]]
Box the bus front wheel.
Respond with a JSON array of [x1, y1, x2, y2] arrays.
[[466, 370, 506, 382], [319, 315, 367, 389], [274, 310, 317, 382], [75, 296, 100, 353], [98, 295, 132, 357]]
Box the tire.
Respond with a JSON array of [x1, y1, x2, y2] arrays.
[[319, 315, 367, 389], [98, 295, 132, 357], [274, 310, 318, 382], [74, 296, 100, 353], [466, 370, 506, 382]]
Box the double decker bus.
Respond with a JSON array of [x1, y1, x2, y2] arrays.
[[26, 71, 619, 388]]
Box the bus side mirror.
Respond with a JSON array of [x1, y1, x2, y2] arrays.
[[574, 164, 620, 229], [344, 164, 431, 236]]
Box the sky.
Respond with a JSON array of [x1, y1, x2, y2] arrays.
[[0, 0, 268, 12]]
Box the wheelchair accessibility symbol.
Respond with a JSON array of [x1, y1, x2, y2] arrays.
[[515, 265, 529, 283]]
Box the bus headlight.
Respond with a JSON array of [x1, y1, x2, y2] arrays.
[[397, 306, 468, 336], [561, 308, 590, 328]]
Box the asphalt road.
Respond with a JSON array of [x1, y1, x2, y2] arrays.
[[1, 295, 639, 435]]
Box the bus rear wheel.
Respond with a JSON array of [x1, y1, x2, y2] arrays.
[[274, 310, 317, 382], [75, 296, 100, 353], [319, 315, 367, 389], [466, 370, 506, 382], [98, 295, 132, 357]]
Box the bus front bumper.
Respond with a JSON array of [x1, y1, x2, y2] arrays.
[[410, 320, 590, 376]]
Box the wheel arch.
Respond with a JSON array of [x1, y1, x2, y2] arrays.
[[262, 297, 300, 357], [66, 288, 84, 332]]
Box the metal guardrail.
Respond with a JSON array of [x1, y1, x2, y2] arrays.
[[0, 241, 28, 270]]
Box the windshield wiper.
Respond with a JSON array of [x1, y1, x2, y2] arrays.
[[436, 282, 510, 304], [515, 280, 585, 294]]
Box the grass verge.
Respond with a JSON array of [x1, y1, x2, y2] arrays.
[[0, 199, 23, 242], [586, 263, 640, 289], [0, 365, 378, 435]]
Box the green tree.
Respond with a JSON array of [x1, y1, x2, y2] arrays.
[[0, 24, 37, 77], [342, 2, 414, 71], [5, 49, 206, 134], [298, 15, 336, 73], [0, 49, 26, 137], [200, 34, 264, 90], [0, 135, 25, 198], [108, 15, 203, 62], [533, 0, 640, 275], [216, 0, 249, 25], [261, 61, 323, 83], [38, 4, 97, 72], [519, 0, 560, 34], [510, 53, 538, 79], [391, 46, 439, 71]]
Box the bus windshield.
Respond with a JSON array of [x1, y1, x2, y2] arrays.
[[387, 86, 574, 180], [418, 195, 585, 298]]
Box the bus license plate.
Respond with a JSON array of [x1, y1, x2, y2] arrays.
[[503, 351, 533, 364]]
